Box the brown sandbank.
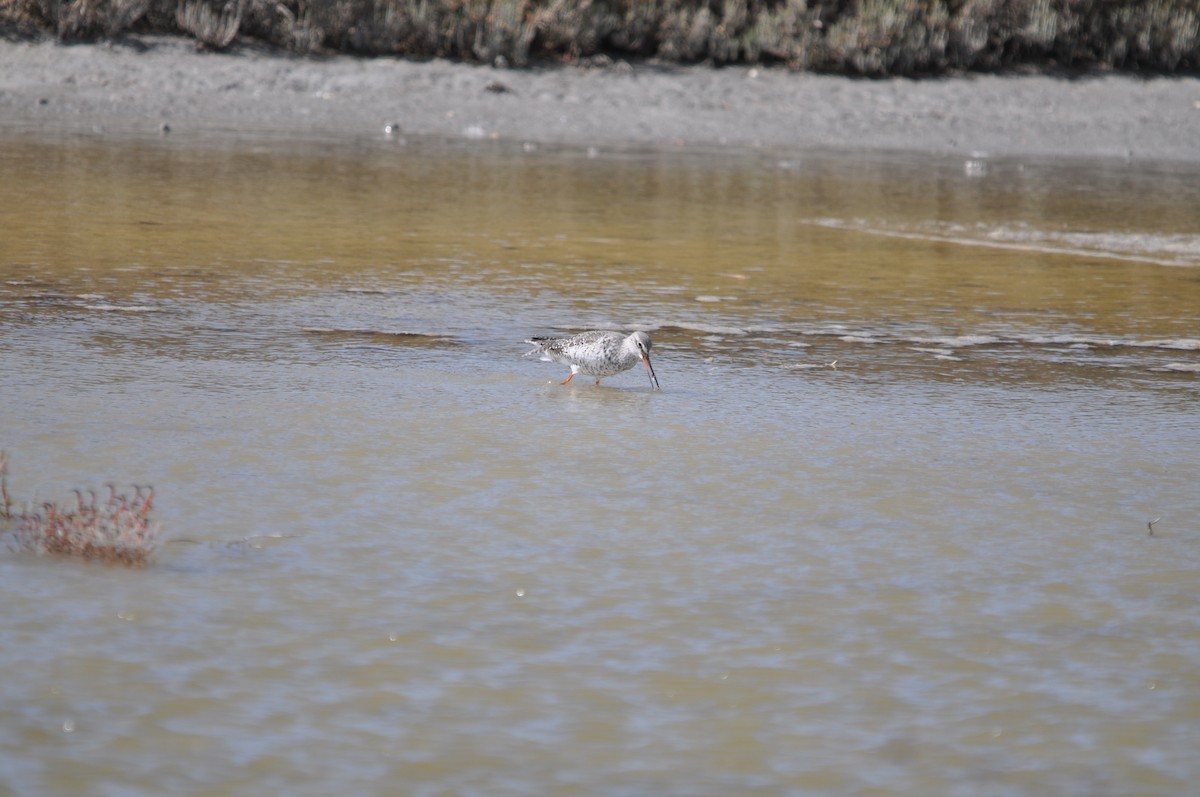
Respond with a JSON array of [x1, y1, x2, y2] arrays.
[[1, 34, 1198, 161]]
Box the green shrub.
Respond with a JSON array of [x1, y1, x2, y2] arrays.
[[2, 0, 1198, 74]]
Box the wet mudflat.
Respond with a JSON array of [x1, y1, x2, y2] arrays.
[[1, 132, 1198, 796]]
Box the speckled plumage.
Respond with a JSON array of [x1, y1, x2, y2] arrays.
[[525, 330, 660, 390]]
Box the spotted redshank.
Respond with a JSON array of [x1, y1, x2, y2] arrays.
[[525, 330, 660, 390]]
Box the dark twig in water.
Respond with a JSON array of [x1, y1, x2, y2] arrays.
[[1147, 517, 1161, 536], [0, 452, 11, 522], [166, 533, 301, 549]]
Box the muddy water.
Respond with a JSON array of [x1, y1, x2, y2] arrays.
[[1, 133, 1199, 796]]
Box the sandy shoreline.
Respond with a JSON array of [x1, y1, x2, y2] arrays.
[[2, 34, 1199, 162]]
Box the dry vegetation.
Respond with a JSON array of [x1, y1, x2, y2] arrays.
[[1, 0, 1197, 74], [1, 452, 160, 567]]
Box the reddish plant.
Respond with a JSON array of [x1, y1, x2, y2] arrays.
[[2, 453, 159, 567]]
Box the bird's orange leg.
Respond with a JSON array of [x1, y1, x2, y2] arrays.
[[560, 372, 575, 385]]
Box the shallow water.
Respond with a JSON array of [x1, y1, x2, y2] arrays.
[[1, 132, 1199, 796]]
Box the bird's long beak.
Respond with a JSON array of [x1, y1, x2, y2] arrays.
[[642, 353, 660, 391]]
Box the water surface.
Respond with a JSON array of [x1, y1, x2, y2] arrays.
[[1, 132, 1198, 796]]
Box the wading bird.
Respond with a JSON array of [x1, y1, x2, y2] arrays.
[[525, 330, 660, 390]]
